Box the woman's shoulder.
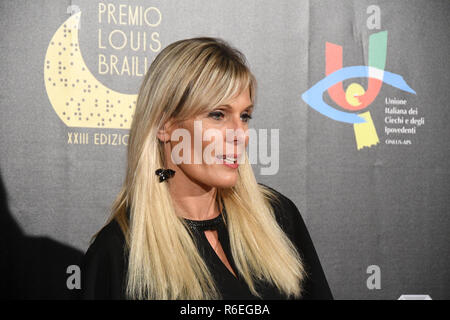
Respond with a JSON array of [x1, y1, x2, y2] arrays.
[[258, 182, 305, 233], [258, 183, 334, 299], [258, 183, 299, 208], [80, 218, 127, 299], [85, 218, 126, 257], [92, 218, 125, 244]]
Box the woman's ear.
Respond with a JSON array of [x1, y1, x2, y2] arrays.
[[157, 119, 175, 143]]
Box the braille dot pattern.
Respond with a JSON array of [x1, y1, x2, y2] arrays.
[[44, 12, 137, 129]]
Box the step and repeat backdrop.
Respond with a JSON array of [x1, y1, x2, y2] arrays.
[[1, 0, 449, 299]]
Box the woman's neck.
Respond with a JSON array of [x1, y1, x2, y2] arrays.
[[167, 168, 220, 221]]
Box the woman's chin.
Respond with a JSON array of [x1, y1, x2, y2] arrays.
[[208, 170, 239, 189], [180, 163, 240, 189]]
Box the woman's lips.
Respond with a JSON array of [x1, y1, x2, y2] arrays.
[[216, 154, 240, 169]]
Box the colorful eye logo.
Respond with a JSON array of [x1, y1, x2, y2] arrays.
[[301, 31, 416, 149]]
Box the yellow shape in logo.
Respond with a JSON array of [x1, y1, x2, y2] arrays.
[[345, 82, 365, 107], [353, 111, 379, 150], [44, 12, 137, 129]]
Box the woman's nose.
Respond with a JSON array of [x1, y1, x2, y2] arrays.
[[225, 117, 247, 145]]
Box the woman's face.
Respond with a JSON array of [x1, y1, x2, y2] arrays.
[[164, 88, 253, 189]]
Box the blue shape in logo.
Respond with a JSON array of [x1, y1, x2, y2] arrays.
[[301, 66, 416, 124]]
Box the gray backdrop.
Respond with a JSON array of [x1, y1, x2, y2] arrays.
[[1, 0, 449, 299]]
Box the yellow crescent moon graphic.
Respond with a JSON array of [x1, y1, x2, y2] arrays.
[[44, 12, 137, 129]]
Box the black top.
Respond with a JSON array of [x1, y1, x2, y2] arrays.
[[80, 185, 333, 300]]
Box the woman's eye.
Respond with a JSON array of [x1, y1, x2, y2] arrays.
[[241, 113, 252, 122], [208, 111, 224, 120], [207, 110, 252, 122]]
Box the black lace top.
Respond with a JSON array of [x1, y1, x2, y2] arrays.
[[80, 186, 333, 300]]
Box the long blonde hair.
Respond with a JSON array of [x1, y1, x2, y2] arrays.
[[105, 37, 306, 299]]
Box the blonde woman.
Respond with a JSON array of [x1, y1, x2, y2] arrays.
[[80, 37, 332, 300]]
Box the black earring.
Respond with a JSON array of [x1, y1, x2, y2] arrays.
[[155, 168, 176, 183]]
